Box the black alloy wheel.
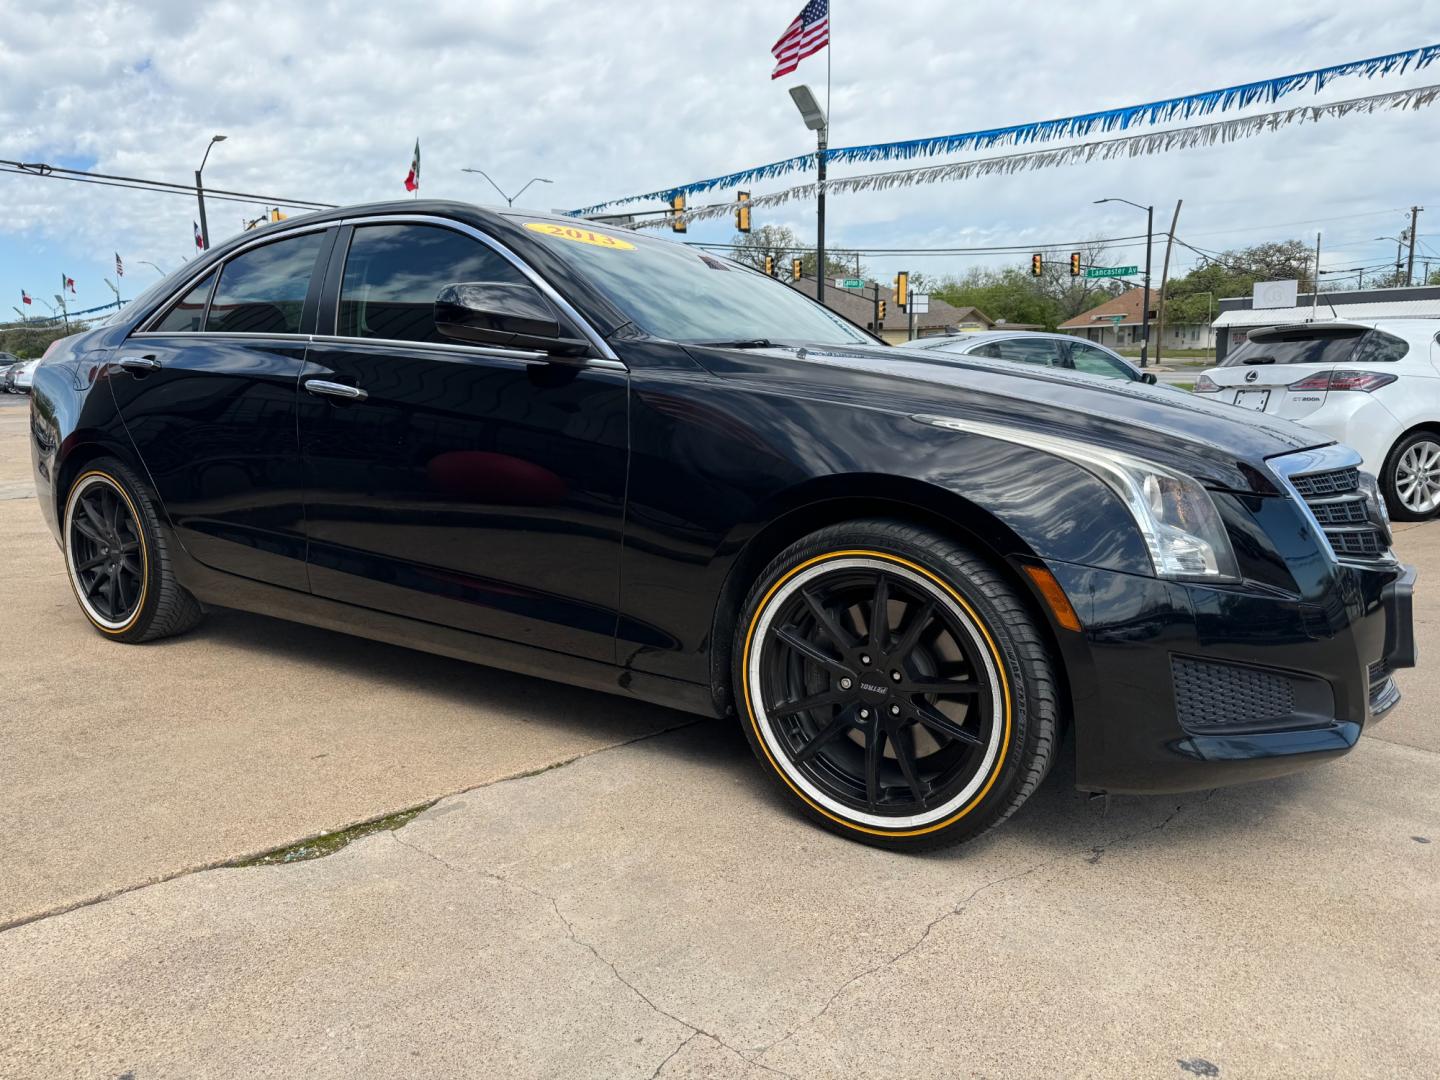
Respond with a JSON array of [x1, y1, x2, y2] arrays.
[[68, 476, 145, 627], [63, 460, 204, 642], [736, 519, 1058, 851], [755, 563, 996, 818]]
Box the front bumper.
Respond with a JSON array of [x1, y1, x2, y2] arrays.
[[1044, 557, 1416, 795]]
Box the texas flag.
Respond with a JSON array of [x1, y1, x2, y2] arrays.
[[64, 275, 76, 295], [20, 290, 31, 305], [194, 221, 204, 251], [404, 139, 420, 192]]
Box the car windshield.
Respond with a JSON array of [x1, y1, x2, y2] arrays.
[[512, 219, 873, 346]]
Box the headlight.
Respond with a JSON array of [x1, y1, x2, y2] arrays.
[[913, 414, 1240, 581]]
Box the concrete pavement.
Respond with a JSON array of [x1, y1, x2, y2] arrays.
[[2, 393, 1438, 1078]]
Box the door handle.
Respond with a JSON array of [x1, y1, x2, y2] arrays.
[[117, 355, 161, 372], [304, 379, 368, 402]]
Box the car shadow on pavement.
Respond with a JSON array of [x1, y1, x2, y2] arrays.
[[192, 605, 1331, 866]]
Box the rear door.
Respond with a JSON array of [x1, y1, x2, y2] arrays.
[[108, 227, 333, 591], [297, 219, 629, 663], [1201, 325, 1370, 420]]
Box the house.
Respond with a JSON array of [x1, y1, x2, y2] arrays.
[[1211, 283, 1440, 361], [786, 277, 993, 346], [1057, 286, 1214, 351]]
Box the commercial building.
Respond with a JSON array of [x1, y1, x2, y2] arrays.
[[1212, 284, 1440, 361]]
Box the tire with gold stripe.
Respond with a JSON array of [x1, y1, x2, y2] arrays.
[[734, 519, 1058, 850], [63, 458, 204, 643]]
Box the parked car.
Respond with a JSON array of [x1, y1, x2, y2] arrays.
[[907, 330, 1161, 384], [4, 358, 40, 394], [28, 201, 1414, 850], [1196, 320, 1440, 520]]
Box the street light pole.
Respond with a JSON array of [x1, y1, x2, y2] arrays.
[[1096, 197, 1154, 367], [788, 85, 829, 306], [139, 261, 167, 277], [460, 169, 552, 207], [195, 134, 227, 250]]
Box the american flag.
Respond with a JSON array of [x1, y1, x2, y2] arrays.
[[771, 0, 829, 80], [115, 252, 124, 277]]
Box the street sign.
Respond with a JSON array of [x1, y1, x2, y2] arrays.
[[1085, 265, 1140, 279], [1109, 315, 1125, 324], [835, 277, 865, 289]]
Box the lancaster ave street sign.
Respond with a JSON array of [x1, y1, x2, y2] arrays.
[[1086, 265, 1140, 279]]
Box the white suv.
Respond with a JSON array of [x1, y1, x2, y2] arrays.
[[1196, 319, 1440, 519]]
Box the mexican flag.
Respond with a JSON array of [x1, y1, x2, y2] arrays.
[[404, 139, 420, 192]]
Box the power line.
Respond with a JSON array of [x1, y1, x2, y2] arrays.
[[686, 233, 1150, 258], [0, 159, 336, 211]]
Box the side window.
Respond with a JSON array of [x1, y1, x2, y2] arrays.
[[971, 342, 1002, 359], [991, 338, 1062, 367], [206, 231, 325, 334], [150, 271, 216, 333], [1069, 341, 1131, 379], [1354, 330, 1410, 364], [338, 224, 527, 343]]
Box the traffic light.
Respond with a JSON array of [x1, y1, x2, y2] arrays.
[[895, 271, 909, 311], [736, 191, 751, 234], [763, 254, 775, 277], [877, 299, 887, 321], [1031, 253, 1043, 277], [1069, 252, 1081, 276], [791, 257, 803, 281], [670, 193, 686, 233]]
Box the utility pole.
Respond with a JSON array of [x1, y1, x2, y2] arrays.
[[1311, 233, 1322, 322], [1153, 199, 1183, 367], [816, 126, 827, 306], [1406, 206, 1423, 285]]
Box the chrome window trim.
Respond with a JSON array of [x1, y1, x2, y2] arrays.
[[131, 331, 310, 343], [128, 329, 624, 371], [331, 213, 625, 367], [135, 221, 336, 335], [1268, 444, 1395, 565]]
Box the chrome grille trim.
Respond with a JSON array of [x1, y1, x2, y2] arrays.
[[1270, 446, 1394, 564]]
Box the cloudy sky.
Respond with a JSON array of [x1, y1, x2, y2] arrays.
[[2, 0, 1438, 318]]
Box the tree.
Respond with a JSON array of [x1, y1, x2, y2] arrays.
[[1163, 238, 1319, 325], [725, 225, 866, 282], [929, 239, 1124, 330]]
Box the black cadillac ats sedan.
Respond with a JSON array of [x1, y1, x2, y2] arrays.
[[28, 201, 1416, 850]]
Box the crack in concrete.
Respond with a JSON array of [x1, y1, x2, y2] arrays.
[[392, 831, 800, 1080], [646, 1031, 699, 1080], [753, 791, 1216, 1064], [1, 717, 704, 936]]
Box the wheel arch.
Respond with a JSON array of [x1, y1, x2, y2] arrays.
[[54, 435, 143, 523], [706, 474, 1075, 730]]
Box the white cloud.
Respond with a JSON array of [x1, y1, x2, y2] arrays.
[[2, 0, 1438, 308]]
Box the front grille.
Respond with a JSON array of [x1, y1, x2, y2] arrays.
[[1289, 465, 1389, 561], [1291, 467, 1360, 498], [1172, 657, 1296, 730]]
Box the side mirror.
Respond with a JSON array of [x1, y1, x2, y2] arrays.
[[1141, 372, 1157, 385], [434, 282, 590, 357]]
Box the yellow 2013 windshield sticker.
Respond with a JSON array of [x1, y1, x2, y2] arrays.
[[524, 222, 636, 250]]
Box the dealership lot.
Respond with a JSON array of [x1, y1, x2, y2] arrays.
[[1, 392, 1437, 1077]]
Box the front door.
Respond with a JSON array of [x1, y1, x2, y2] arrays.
[[107, 227, 333, 591], [297, 221, 628, 662]]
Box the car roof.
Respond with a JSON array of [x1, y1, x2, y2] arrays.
[[915, 330, 1101, 347]]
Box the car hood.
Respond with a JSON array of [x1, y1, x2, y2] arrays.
[[685, 341, 1329, 494]]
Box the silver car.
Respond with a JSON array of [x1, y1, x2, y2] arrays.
[[905, 330, 1160, 385]]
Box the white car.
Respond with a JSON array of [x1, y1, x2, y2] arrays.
[[1196, 319, 1440, 520], [10, 358, 41, 394]]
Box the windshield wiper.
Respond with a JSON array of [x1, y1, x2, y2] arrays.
[[692, 338, 777, 349]]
